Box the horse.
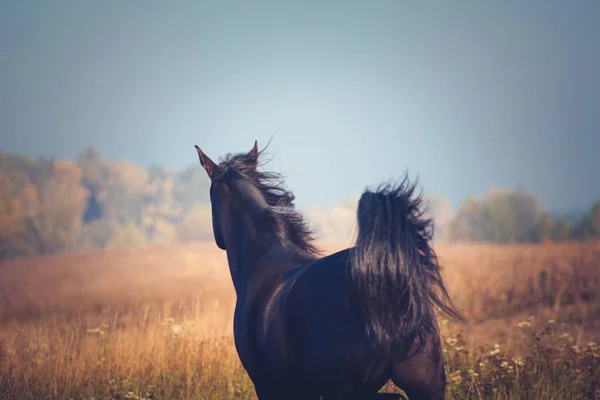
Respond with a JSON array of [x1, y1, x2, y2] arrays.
[[193, 140, 465, 400]]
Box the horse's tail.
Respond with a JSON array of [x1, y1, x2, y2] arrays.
[[349, 175, 465, 353]]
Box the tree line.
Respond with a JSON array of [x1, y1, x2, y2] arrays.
[[447, 188, 599, 244], [0, 147, 598, 260], [0, 147, 214, 260]]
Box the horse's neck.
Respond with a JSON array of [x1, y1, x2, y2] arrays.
[[223, 203, 298, 295], [224, 220, 271, 295]]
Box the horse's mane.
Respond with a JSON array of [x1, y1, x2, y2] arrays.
[[217, 148, 321, 260]]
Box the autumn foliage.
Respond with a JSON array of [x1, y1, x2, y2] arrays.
[[1, 147, 599, 262]]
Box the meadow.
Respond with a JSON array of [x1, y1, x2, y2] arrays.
[[0, 240, 599, 399]]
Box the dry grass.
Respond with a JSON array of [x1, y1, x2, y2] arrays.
[[0, 240, 599, 399]]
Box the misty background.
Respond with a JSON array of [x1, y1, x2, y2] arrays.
[[1, 1, 599, 259]]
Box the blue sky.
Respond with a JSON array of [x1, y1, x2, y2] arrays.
[[1, 1, 599, 212]]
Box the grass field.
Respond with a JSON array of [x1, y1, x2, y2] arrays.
[[0, 240, 599, 399]]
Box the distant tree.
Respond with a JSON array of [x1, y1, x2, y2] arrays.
[[572, 199, 600, 240], [107, 223, 148, 249], [77, 147, 110, 223], [109, 161, 148, 195], [176, 204, 214, 242], [449, 188, 546, 244], [76, 147, 104, 186], [0, 152, 52, 197], [173, 165, 210, 213], [77, 219, 122, 250], [24, 161, 88, 254], [148, 165, 170, 182], [94, 160, 149, 227], [480, 192, 515, 243], [551, 217, 571, 242], [140, 166, 183, 241], [449, 197, 485, 242], [0, 184, 28, 258], [0, 160, 41, 258], [1, 150, 195, 259], [423, 195, 455, 243], [590, 200, 600, 237], [509, 189, 547, 242], [535, 213, 555, 242], [102, 182, 143, 226], [149, 218, 177, 243]]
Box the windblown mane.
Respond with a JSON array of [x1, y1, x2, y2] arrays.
[[216, 149, 321, 259]]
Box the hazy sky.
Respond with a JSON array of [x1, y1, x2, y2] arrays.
[[1, 1, 599, 212]]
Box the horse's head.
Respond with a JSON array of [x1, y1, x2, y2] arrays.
[[193, 140, 319, 259], [194, 141, 281, 251]]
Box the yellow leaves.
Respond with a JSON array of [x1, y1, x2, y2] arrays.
[[53, 160, 83, 182], [176, 204, 213, 242], [109, 161, 149, 195], [106, 224, 148, 249], [0, 190, 24, 235]]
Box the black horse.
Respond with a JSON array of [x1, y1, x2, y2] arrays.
[[193, 141, 464, 400]]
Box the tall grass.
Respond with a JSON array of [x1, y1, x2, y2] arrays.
[[0, 241, 599, 399]]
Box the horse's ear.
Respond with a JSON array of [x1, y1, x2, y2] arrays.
[[247, 140, 259, 169], [195, 145, 219, 179]]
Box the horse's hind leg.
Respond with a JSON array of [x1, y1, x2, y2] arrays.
[[391, 333, 446, 400]]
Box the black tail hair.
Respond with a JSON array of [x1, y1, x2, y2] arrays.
[[349, 175, 465, 353]]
